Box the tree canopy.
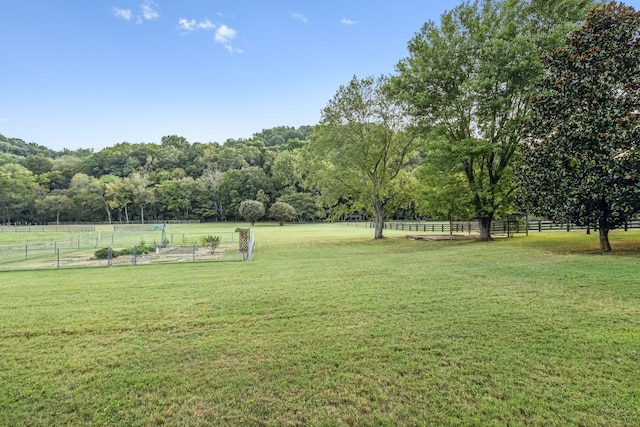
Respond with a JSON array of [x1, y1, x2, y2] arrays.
[[392, 0, 595, 240], [517, 2, 640, 252], [309, 75, 421, 239], [239, 200, 265, 226]]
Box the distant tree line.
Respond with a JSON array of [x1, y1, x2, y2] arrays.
[[0, 127, 320, 225]]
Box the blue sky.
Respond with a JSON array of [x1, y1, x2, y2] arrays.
[[1, 0, 465, 151], [2, 1, 636, 152]]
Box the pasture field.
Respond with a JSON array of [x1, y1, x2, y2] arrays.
[[1, 223, 639, 426]]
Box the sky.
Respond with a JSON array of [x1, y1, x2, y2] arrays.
[[2, 1, 638, 152], [1, 0, 467, 151]]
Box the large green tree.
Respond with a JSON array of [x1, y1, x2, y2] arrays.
[[310, 75, 421, 239], [0, 163, 37, 223], [67, 173, 105, 221], [392, 0, 594, 240], [517, 2, 640, 252], [35, 190, 72, 224], [277, 192, 318, 222], [158, 177, 199, 219], [126, 173, 155, 224], [195, 169, 224, 220]]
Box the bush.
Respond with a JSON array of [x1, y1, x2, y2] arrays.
[[182, 236, 198, 245], [94, 245, 156, 259], [200, 235, 221, 254], [94, 247, 110, 259], [239, 200, 265, 226], [269, 201, 297, 226]]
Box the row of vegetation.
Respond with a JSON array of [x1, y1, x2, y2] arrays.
[[92, 234, 223, 259], [1, 1, 638, 251], [94, 245, 157, 259]]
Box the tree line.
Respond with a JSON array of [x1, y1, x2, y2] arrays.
[[1, 1, 638, 251], [0, 128, 317, 225]]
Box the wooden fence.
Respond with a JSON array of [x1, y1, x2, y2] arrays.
[[359, 219, 640, 234]]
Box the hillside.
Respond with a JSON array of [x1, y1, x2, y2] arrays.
[[0, 133, 58, 158]]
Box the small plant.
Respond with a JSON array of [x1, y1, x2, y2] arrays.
[[182, 236, 198, 245], [94, 247, 111, 259], [200, 235, 221, 254]]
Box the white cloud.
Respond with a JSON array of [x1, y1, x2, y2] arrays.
[[113, 7, 133, 20], [197, 19, 215, 30], [140, 0, 159, 21], [178, 18, 197, 32], [178, 19, 241, 53], [341, 18, 358, 25], [291, 12, 308, 23], [215, 24, 237, 44], [224, 45, 243, 54], [114, 1, 158, 23], [215, 24, 242, 54], [178, 18, 215, 34]]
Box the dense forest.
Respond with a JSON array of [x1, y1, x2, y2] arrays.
[[0, 127, 324, 224], [1, 1, 638, 249]]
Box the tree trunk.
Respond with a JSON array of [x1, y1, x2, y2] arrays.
[[478, 216, 493, 241], [104, 202, 112, 224], [140, 206, 145, 224], [373, 199, 384, 239], [125, 205, 130, 224], [598, 225, 611, 252]]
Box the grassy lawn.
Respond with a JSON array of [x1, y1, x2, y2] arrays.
[[1, 223, 639, 426]]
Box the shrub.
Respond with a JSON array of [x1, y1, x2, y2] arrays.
[[200, 235, 221, 254], [239, 200, 265, 226], [269, 201, 297, 226], [94, 247, 110, 259], [94, 245, 156, 259]]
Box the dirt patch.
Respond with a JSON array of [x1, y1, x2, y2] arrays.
[[61, 245, 232, 268]]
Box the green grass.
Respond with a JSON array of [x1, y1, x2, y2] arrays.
[[1, 224, 639, 426]]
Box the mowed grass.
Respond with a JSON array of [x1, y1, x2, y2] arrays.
[[1, 223, 639, 426]]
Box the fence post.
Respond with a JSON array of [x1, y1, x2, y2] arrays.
[[25, 243, 28, 260], [56, 249, 60, 269], [132, 246, 137, 266], [108, 246, 113, 267]]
